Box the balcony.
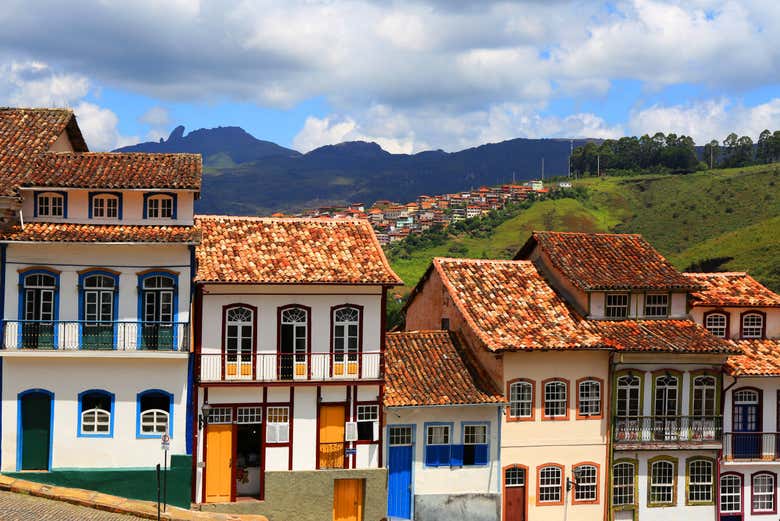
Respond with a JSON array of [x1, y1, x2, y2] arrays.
[[198, 352, 382, 383], [0, 320, 190, 352], [723, 433, 780, 461], [613, 416, 723, 449]]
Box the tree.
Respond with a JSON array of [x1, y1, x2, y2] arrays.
[[757, 129, 772, 164], [703, 140, 720, 168]]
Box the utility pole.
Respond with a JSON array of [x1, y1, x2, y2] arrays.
[[710, 146, 714, 169], [541, 157, 545, 180], [568, 140, 573, 178], [597, 155, 600, 177]]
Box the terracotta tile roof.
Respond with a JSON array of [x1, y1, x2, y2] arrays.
[[516, 231, 695, 291], [0, 108, 87, 196], [27, 152, 202, 190], [588, 319, 739, 354], [432, 258, 605, 351], [384, 330, 505, 407], [195, 216, 402, 285], [0, 222, 199, 243], [725, 339, 780, 376], [685, 272, 780, 308]]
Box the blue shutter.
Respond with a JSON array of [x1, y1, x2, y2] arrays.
[[438, 445, 452, 467], [474, 444, 488, 465], [425, 444, 436, 466], [450, 444, 463, 466]]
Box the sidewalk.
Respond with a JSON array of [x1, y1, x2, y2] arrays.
[[0, 475, 268, 521]]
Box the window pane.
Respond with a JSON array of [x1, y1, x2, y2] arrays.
[[578, 380, 601, 416], [544, 381, 567, 417], [574, 465, 597, 501], [688, 460, 713, 503], [613, 462, 635, 506], [539, 467, 562, 502], [720, 475, 741, 513], [509, 382, 532, 418]]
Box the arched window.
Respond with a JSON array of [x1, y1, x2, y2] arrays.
[[505, 466, 526, 487], [720, 473, 742, 515], [537, 465, 563, 504], [692, 375, 717, 417], [21, 270, 58, 349], [752, 472, 776, 513], [80, 272, 117, 350], [90, 193, 120, 219], [332, 306, 360, 376], [36, 192, 65, 218], [137, 389, 172, 438], [704, 312, 728, 338], [741, 312, 765, 339], [573, 463, 598, 503], [508, 380, 534, 420], [654, 373, 679, 417], [615, 373, 641, 418], [279, 306, 309, 379], [224, 305, 254, 379], [686, 458, 713, 504], [649, 458, 677, 506], [542, 379, 568, 419], [78, 390, 113, 437], [612, 460, 636, 506], [144, 193, 176, 219], [139, 273, 177, 350]]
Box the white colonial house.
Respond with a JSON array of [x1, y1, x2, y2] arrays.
[[192, 216, 401, 520], [0, 108, 200, 507], [384, 330, 504, 521], [687, 272, 780, 521]]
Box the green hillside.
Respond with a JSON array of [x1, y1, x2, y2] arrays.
[[387, 164, 780, 292]]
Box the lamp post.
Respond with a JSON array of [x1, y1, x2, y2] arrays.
[[199, 402, 211, 430]]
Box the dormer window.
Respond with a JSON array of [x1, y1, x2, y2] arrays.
[[741, 312, 765, 339], [36, 192, 66, 218], [605, 293, 629, 318], [644, 293, 669, 318], [144, 193, 176, 220], [704, 312, 728, 338], [89, 192, 121, 219]]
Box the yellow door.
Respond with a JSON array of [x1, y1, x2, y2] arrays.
[[205, 424, 233, 502], [319, 405, 345, 469], [333, 479, 363, 521]]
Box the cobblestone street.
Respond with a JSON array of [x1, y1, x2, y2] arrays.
[[0, 491, 147, 521]]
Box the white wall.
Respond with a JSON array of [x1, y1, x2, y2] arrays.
[[720, 462, 780, 521], [386, 405, 501, 496], [1, 356, 189, 471], [589, 291, 687, 319], [691, 306, 780, 339], [20, 188, 196, 226], [723, 376, 779, 433]]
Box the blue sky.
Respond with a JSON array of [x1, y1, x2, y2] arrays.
[[1, 0, 778, 152]]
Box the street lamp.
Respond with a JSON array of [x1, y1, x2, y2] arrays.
[[567, 467, 584, 492], [198, 402, 212, 430]]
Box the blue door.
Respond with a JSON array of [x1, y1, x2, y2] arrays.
[[733, 389, 760, 458], [388, 425, 414, 519]]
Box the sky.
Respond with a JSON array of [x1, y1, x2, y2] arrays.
[[0, 0, 778, 153]]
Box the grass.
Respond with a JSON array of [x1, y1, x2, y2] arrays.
[[388, 164, 780, 292]]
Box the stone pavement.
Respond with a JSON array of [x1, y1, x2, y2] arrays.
[[0, 475, 268, 521]]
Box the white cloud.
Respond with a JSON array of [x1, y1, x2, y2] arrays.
[[74, 102, 139, 151], [139, 106, 170, 127]]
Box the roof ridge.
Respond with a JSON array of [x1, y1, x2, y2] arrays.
[[195, 214, 373, 223], [42, 151, 201, 158], [433, 257, 533, 265], [684, 271, 749, 277], [534, 230, 642, 237]]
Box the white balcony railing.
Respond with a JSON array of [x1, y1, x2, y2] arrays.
[[198, 352, 382, 382]]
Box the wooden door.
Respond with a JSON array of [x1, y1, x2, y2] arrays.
[[504, 466, 526, 521], [319, 405, 345, 469], [20, 392, 51, 470], [334, 478, 363, 521], [205, 424, 233, 502], [387, 425, 414, 519]]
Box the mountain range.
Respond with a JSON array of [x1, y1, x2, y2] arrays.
[[116, 126, 592, 214]]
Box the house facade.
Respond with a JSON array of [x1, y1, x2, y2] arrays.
[[687, 272, 780, 521], [192, 216, 401, 521], [384, 330, 504, 521], [0, 108, 200, 507]]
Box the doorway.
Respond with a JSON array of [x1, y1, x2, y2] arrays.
[[19, 390, 52, 470], [504, 465, 526, 521], [204, 423, 232, 502], [235, 406, 263, 498], [387, 425, 413, 519], [334, 478, 364, 521], [319, 404, 346, 469]]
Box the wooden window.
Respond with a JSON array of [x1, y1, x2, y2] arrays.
[[356, 404, 378, 441], [543, 379, 568, 420], [644, 293, 669, 317], [692, 375, 717, 417], [573, 463, 598, 503], [462, 423, 488, 466], [424, 424, 451, 467], [266, 406, 289, 443], [577, 378, 602, 419], [333, 306, 360, 372], [741, 312, 765, 339], [389, 426, 412, 446], [654, 372, 679, 417], [92, 194, 119, 218], [505, 466, 525, 487], [508, 379, 534, 420], [537, 465, 563, 504], [612, 461, 636, 506], [615, 373, 641, 418], [79, 391, 112, 436], [704, 312, 728, 338], [686, 458, 714, 505], [138, 391, 171, 436], [236, 407, 262, 424], [719, 473, 742, 515], [605, 293, 629, 318], [206, 407, 233, 424], [649, 457, 677, 506], [752, 472, 776, 514], [280, 307, 308, 377], [37, 192, 65, 217], [146, 194, 174, 219]]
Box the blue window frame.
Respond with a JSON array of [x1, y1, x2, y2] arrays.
[[78, 270, 119, 350], [460, 422, 490, 466], [136, 271, 179, 350], [78, 389, 115, 438], [136, 389, 173, 439], [33, 191, 68, 218], [424, 422, 453, 467], [143, 192, 177, 220], [17, 268, 60, 349], [88, 192, 123, 219]]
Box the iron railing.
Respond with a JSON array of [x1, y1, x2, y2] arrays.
[[198, 351, 382, 382], [723, 433, 780, 460], [613, 416, 723, 443], [0, 320, 189, 351]]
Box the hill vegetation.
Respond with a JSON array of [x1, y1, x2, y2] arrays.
[[386, 164, 780, 295]]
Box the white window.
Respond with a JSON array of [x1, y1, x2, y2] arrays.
[[539, 466, 562, 503], [612, 462, 635, 506], [80, 392, 111, 435], [147, 195, 174, 219], [544, 380, 567, 418], [705, 313, 727, 337], [426, 425, 450, 445], [207, 407, 232, 424], [356, 404, 378, 441], [687, 459, 713, 503], [605, 293, 629, 318], [92, 194, 119, 218], [505, 467, 525, 487], [720, 474, 741, 513], [578, 380, 601, 417], [37, 192, 64, 217], [333, 307, 359, 358], [742, 313, 764, 339], [644, 293, 668, 317], [574, 464, 597, 502], [266, 406, 289, 443], [463, 424, 487, 445], [616, 374, 641, 417], [650, 460, 675, 505], [236, 407, 262, 424], [388, 426, 412, 446], [139, 391, 170, 435], [692, 376, 716, 417], [752, 473, 775, 513], [509, 381, 533, 418]]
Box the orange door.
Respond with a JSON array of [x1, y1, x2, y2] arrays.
[[319, 405, 346, 469], [205, 424, 233, 502], [333, 478, 364, 521]]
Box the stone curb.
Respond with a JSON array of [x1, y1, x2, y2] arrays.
[[0, 474, 268, 521]]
